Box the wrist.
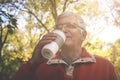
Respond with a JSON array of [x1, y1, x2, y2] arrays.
[[28, 59, 39, 70]]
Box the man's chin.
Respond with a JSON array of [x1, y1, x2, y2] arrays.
[[63, 41, 72, 47]]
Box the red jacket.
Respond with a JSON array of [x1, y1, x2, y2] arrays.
[[12, 48, 119, 80]]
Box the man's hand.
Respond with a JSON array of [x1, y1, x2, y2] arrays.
[[28, 32, 57, 68]]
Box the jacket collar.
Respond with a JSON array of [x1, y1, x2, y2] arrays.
[[47, 48, 96, 65]]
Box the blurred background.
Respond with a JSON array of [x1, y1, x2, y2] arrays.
[[0, 0, 120, 80]]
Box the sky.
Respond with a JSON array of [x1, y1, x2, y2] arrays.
[[98, 0, 120, 43], [86, 0, 120, 43], [98, 26, 120, 43], [17, 0, 120, 43]]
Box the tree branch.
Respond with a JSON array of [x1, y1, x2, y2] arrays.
[[14, 4, 50, 32], [2, 28, 9, 49], [0, 26, 3, 52], [0, 0, 12, 4], [49, 0, 57, 21], [0, 26, 9, 63], [62, 0, 69, 12]]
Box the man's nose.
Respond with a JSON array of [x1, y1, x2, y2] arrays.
[[61, 26, 67, 33]]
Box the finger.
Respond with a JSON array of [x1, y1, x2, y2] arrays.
[[37, 40, 53, 49], [42, 33, 57, 40], [40, 40, 53, 44], [41, 35, 56, 41]]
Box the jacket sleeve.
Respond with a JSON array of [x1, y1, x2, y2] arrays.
[[110, 64, 119, 80], [12, 62, 36, 80]]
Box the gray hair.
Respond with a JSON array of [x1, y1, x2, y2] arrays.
[[56, 12, 86, 31]]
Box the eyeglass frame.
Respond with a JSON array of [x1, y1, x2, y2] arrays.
[[54, 23, 85, 31]]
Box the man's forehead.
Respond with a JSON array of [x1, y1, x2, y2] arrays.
[[56, 16, 76, 24]]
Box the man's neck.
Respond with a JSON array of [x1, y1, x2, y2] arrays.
[[61, 47, 82, 64]]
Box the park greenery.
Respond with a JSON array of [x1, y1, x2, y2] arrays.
[[0, 0, 120, 80]]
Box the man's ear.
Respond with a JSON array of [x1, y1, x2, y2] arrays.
[[81, 30, 87, 41]]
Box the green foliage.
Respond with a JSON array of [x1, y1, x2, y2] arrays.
[[0, 0, 120, 80], [84, 38, 120, 78], [115, 57, 120, 78]]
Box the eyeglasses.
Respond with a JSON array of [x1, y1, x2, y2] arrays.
[[55, 23, 82, 30]]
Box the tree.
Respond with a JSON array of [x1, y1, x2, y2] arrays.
[[0, 1, 23, 79], [0, 0, 77, 80], [1, 0, 120, 80]]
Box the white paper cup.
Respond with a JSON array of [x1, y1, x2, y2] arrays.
[[41, 30, 66, 59]]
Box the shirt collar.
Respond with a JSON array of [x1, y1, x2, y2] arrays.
[[47, 48, 96, 65]]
